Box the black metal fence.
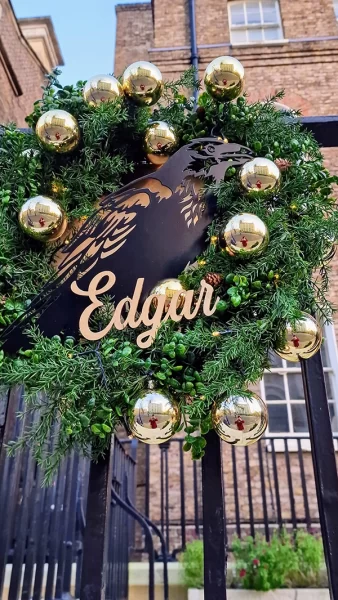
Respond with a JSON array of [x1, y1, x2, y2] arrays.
[[0, 386, 136, 600], [123, 434, 338, 558]]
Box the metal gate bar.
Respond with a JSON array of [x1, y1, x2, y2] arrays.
[[301, 354, 338, 598]]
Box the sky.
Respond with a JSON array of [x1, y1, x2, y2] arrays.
[[12, 0, 147, 85]]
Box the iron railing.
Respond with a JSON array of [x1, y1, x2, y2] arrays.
[[122, 433, 338, 558], [0, 386, 137, 600]]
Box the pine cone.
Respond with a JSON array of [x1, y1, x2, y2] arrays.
[[204, 272, 223, 287], [274, 158, 292, 171], [196, 106, 206, 120]]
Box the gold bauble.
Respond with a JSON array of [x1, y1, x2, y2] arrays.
[[122, 61, 163, 106], [212, 393, 268, 446], [36, 109, 80, 153], [18, 195, 67, 242], [83, 74, 122, 106], [150, 278, 186, 312], [129, 388, 181, 444], [204, 56, 245, 102], [239, 158, 281, 194], [275, 313, 322, 363], [220, 213, 269, 257], [144, 121, 178, 166]]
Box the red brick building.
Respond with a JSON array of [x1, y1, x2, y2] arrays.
[[114, 0, 338, 550], [0, 0, 63, 126]]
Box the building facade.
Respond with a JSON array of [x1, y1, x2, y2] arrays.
[[114, 0, 338, 546], [0, 0, 63, 127]]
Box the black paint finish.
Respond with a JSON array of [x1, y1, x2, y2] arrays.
[[301, 353, 338, 600], [201, 430, 227, 600], [1, 139, 252, 352]]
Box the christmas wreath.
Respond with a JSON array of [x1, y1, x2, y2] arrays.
[[0, 58, 337, 482]]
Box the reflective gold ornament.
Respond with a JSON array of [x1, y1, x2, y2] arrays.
[[239, 158, 281, 194], [150, 278, 186, 312], [18, 195, 67, 242], [144, 121, 178, 166], [220, 213, 269, 257], [204, 56, 245, 102], [36, 109, 80, 153], [129, 388, 181, 444], [122, 61, 163, 106], [275, 313, 322, 363], [83, 74, 122, 106], [212, 393, 268, 446]]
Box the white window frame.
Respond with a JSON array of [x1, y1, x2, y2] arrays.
[[228, 0, 285, 46], [260, 324, 338, 451]]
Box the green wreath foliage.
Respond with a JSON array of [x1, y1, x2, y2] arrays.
[[0, 67, 337, 481]]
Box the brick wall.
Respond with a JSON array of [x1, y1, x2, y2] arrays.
[[114, 3, 153, 75], [0, 0, 47, 127]]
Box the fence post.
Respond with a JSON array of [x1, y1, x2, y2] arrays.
[[201, 430, 227, 600], [80, 437, 114, 600], [301, 353, 338, 599]]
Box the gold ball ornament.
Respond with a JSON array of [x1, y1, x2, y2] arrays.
[[122, 61, 163, 106], [129, 388, 181, 444], [144, 121, 178, 166], [275, 313, 322, 363], [83, 74, 122, 106], [204, 56, 245, 102], [18, 195, 68, 242], [36, 109, 80, 153], [220, 213, 269, 257], [239, 157, 281, 194], [212, 393, 268, 446], [150, 278, 186, 312]]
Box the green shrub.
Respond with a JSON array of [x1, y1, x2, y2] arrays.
[[180, 540, 204, 589], [232, 530, 324, 591], [180, 531, 324, 591], [232, 531, 295, 591], [289, 529, 324, 588]]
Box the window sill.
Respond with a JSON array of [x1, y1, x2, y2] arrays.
[[265, 438, 338, 452], [231, 39, 289, 48]]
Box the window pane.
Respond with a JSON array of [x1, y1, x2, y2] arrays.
[[325, 373, 334, 399], [231, 29, 247, 43], [291, 404, 308, 433], [264, 26, 282, 40], [262, 0, 278, 23], [264, 373, 285, 400], [230, 3, 246, 25], [329, 403, 338, 432], [288, 373, 304, 400], [268, 404, 289, 432], [269, 351, 283, 367], [247, 1, 261, 24], [248, 27, 263, 41], [334, 1, 338, 19], [321, 340, 330, 367]]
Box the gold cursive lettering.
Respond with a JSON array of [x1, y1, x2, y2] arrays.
[[71, 271, 219, 347]]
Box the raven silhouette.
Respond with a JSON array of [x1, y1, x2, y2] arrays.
[[1, 138, 252, 352]]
